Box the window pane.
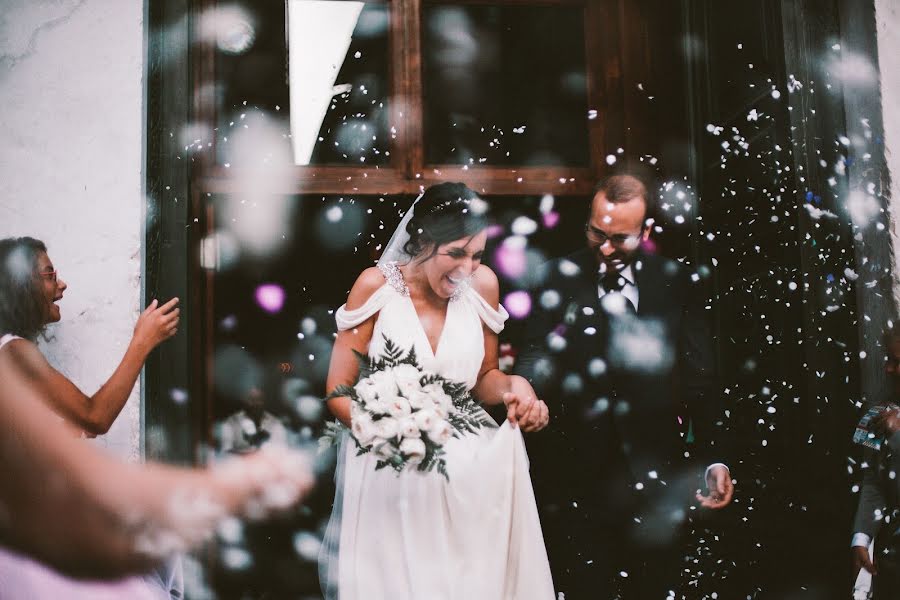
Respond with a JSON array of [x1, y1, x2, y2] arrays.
[[288, 1, 392, 166], [422, 4, 590, 167], [209, 193, 403, 363], [216, 2, 391, 167]]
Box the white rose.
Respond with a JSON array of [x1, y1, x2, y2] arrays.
[[423, 383, 453, 410], [413, 408, 439, 433], [366, 398, 391, 416], [392, 364, 422, 396], [373, 439, 398, 460], [355, 379, 379, 404], [427, 420, 453, 446], [431, 402, 449, 420], [368, 369, 392, 387], [421, 382, 442, 396], [423, 383, 453, 417], [399, 437, 427, 464], [373, 417, 400, 441], [351, 413, 377, 447], [350, 400, 365, 420], [407, 389, 433, 410], [368, 370, 398, 401], [386, 395, 412, 419], [399, 417, 421, 439]]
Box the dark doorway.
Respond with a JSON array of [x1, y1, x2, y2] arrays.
[[684, 1, 862, 597]]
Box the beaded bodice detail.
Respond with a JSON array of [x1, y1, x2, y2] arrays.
[[377, 261, 468, 301]]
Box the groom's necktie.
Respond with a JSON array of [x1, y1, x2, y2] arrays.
[[601, 271, 637, 315]]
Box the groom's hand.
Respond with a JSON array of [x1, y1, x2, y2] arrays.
[[871, 405, 900, 435], [696, 464, 734, 509], [503, 377, 550, 432], [517, 396, 549, 432], [502, 391, 530, 426], [852, 545, 877, 578]]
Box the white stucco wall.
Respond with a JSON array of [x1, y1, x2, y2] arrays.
[[0, 0, 145, 460], [877, 1, 900, 305]]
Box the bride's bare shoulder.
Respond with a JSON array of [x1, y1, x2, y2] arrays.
[[345, 266, 388, 311], [470, 265, 500, 307]]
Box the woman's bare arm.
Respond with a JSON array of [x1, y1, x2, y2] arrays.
[[469, 266, 549, 432], [325, 268, 384, 426], [5, 298, 179, 435], [0, 362, 312, 580]]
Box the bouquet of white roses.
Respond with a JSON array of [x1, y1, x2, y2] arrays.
[[324, 336, 492, 479]]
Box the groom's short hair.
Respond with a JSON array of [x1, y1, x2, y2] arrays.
[[591, 174, 656, 225], [593, 174, 648, 205]]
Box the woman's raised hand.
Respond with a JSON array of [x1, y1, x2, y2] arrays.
[[133, 297, 180, 351]]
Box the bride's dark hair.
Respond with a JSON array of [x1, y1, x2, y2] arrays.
[[402, 182, 488, 260]]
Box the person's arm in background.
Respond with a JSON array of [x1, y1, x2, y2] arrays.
[[851, 447, 886, 578], [678, 269, 734, 509], [0, 365, 312, 580], [5, 298, 179, 435]]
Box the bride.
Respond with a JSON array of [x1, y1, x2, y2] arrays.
[[319, 182, 555, 599]]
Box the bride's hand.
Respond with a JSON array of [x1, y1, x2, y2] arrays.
[[503, 377, 550, 432]]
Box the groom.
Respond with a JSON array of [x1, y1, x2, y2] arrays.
[[515, 174, 733, 598]]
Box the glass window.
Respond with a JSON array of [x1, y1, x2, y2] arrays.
[[421, 4, 590, 167], [205, 193, 415, 422], [216, 2, 392, 167]]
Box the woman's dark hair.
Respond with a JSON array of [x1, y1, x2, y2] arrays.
[[0, 237, 49, 340], [402, 182, 488, 260]]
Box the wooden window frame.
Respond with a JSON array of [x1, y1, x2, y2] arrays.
[[147, 0, 645, 462], [189, 0, 635, 432], [192, 0, 633, 197]]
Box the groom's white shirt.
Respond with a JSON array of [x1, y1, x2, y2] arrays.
[[596, 264, 640, 311], [596, 263, 729, 480]]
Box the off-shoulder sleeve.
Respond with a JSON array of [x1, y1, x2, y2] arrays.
[[335, 284, 393, 331], [464, 287, 509, 334]]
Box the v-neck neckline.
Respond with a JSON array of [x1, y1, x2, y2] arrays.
[[380, 261, 450, 359], [407, 294, 449, 359]]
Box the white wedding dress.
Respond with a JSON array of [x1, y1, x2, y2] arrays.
[[320, 262, 555, 600]]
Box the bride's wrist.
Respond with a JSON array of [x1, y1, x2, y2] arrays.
[[507, 374, 529, 394]]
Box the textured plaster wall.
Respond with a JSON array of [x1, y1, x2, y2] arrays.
[[877, 1, 900, 307], [0, 0, 145, 460]]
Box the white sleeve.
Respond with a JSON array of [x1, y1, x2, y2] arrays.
[[335, 284, 392, 331], [465, 287, 509, 334], [705, 462, 730, 479]]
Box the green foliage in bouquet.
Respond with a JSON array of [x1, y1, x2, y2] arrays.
[[322, 336, 493, 479]]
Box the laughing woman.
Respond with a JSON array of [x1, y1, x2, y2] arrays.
[[0, 235, 182, 597], [319, 183, 554, 600], [0, 236, 178, 436]]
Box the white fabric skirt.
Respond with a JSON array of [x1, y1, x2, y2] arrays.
[[320, 420, 555, 600]]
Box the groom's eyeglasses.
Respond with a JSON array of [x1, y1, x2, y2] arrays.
[[584, 224, 643, 248]]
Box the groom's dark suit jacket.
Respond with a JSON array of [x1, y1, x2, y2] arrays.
[[854, 430, 900, 595], [854, 430, 900, 539], [515, 248, 729, 531]]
